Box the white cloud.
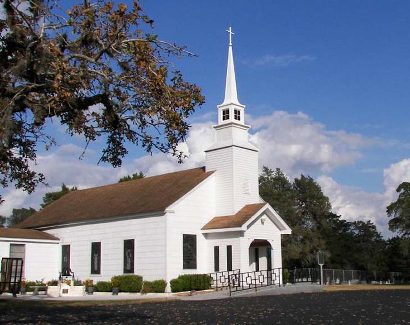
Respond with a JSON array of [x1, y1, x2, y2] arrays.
[[0, 109, 399, 239], [133, 121, 214, 176], [242, 54, 315, 68], [318, 158, 410, 237], [249, 111, 373, 177], [383, 158, 410, 199]]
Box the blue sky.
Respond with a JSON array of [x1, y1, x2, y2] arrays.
[[2, 0, 410, 236]]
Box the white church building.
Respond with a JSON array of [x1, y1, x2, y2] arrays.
[[0, 29, 291, 287]]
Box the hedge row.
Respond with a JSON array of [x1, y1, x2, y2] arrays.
[[95, 281, 112, 292], [25, 281, 46, 292], [170, 274, 212, 292], [111, 275, 143, 292], [24, 274, 212, 293], [141, 280, 167, 293]]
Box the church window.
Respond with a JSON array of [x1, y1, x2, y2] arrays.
[[214, 246, 219, 272], [234, 109, 241, 121], [222, 109, 230, 121], [123, 239, 134, 273], [91, 242, 101, 274], [183, 234, 197, 269], [227, 245, 232, 271], [61, 245, 70, 275]]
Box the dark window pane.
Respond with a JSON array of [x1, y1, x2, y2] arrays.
[[255, 247, 259, 271], [266, 247, 272, 270], [183, 234, 197, 269], [222, 109, 230, 121], [234, 109, 240, 121], [62, 245, 70, 275], [227, 245, 232, 271], [124, 239, 134, 273], [214, 246, 219, 272], [91, 242, 101, 274]]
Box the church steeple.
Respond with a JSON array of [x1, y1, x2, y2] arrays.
[[217, 27, 245, 125], [205, 28, 259, 216], [222, 27, 240, 106]]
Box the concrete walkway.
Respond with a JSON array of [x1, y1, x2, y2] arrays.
[[0, 284, 323, 302], [179, 283, 323, 300]]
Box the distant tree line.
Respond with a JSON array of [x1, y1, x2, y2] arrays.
[[260, 167, 409, 275], [1, 167, 408, 276]]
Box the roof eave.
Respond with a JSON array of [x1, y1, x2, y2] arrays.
[[31, 211, 166, 230], [0, 237, 60, 243], [201, 227, 243, 233]]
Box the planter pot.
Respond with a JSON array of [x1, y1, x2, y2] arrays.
[[87, 286, 94, 295], [112, 287, 119, 295], [47, 286, 59, 298]]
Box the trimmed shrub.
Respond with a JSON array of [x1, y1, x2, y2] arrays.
[[170, 274, 212, 292], [25, 281, 46, 292], [141, 280, 167, 294], [111, 277, 120, 288], [151, 279, 167, 293], [111, 275, 143, 292], [95, 281, 113, 292], [170, 278, 182, 293]]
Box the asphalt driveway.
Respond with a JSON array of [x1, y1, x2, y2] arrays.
[[0, 289, 409, 324]]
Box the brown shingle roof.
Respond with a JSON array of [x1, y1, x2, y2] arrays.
[[0, 228, 59, 240], [18, 167, 213, 229], [202, 203, 266, 230]]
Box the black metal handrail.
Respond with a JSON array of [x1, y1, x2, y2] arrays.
[[209, 269, 240, 290], [228, 268, 283, 296]]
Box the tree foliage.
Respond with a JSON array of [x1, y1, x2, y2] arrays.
[[259, 166, 390, 271], [118, 171, 144, 182], [0, 215, 6, 227], [7, 207, 36, 227], [385, 236, 410, 274], [386, 182, 410, 237], [0, 0, 204, 203], [41, 183, 77, 208]]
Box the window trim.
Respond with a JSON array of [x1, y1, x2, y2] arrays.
[[227, 245, 232, 271], [234, 109, 241, 121], [123, 239, 135, 274], [91, 242, 101, 275], [61, 244, 70, 274], [214, 246, 220, 272], [222, 109, 230, 121], [183, 234, 197, 269]]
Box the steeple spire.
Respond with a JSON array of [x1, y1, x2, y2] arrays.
[[222, 27, 241, 106]]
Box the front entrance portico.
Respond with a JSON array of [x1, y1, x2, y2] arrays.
[[249, 239, 272, 272]]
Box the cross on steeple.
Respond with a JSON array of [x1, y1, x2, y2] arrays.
[[226, 26, 234, 46]]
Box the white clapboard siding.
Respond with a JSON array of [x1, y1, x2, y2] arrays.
[[244, 212, 283, 270], [0, 239, 59, 282], [204, 232, 241, 273], [165, 175, 216, 282], [46, 214, 166, 282]]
